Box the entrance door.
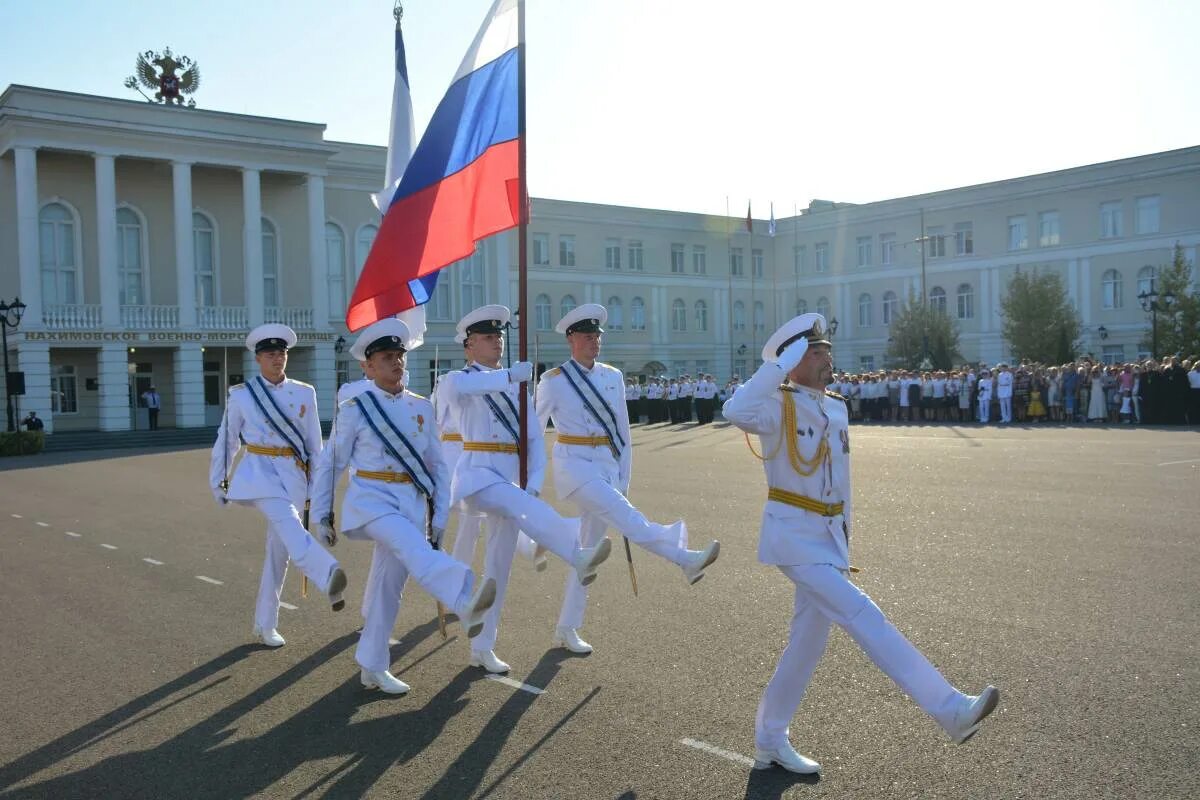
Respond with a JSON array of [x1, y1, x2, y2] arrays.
[[204, 359, 223, 426], [128, 361, 153, 430]]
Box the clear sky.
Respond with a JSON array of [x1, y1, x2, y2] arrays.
[[2, 0, 1197, 217]]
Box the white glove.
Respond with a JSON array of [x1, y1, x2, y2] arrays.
[[526, 486, 540, 498], [319, 515, 338, 547], [212, 487, 228, 506], [508, 361, 534, 383], [429, 526, 446, 549], [775, 336, 810, 373]]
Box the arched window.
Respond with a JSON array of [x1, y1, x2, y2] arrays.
[[795, 298, 807, 315], [1137, 265, 1156, 297], [116, 207, 144, 306], [262, 217, 278, 307], [816, 296, 830, 318], [39, 202, 78, 305], [929, 286, 947, 314], [882, 291, 898, 325], [607, 296, 624, 330], [560, 294, 577, 318], [694, 300, 708, 332], [325, 222, 346, 317], [858, 292, 872, 328], [672, 298, 687, 331], [753, 301, 765, 333], [631, 297, 646, 331], [956, 282, 974, 319], [733, 300, 746, 331], [355, 224, 378, 281], [193, 211, 217, 307], [1102, 269, 1123, 309], [534, 294, 551, 330]]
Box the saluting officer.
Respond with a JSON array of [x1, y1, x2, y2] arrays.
[[439, 305, 613, 674], [209, 324, 347, 648], [723, 313, 999, 774], [536, 305, 720, 653]]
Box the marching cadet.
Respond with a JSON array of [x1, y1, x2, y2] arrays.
[[439, 305, 613, 674], [536, 305, 720, 653], [311, 319, 498, 694], [666, 379, 679, 424], [209, 323, 347, 648], [723, 312, 999, 774]]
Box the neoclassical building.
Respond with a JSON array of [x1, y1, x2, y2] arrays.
[[2, 84, 1197, 432]]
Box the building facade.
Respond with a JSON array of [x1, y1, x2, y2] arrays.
[[2, 85, 1198, 432]]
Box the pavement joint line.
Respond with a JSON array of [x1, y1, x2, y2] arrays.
[[484, 674, 545, 695], [679, 738, 756, 768], [195, 575, 224, 586], [100, 543, 119, 550], [35, 521, 50, 527], [65, 531, 81, 538], [279, 601, 299, 610], [1158, 458, 1200, 467], [143, 558, 164, 566]]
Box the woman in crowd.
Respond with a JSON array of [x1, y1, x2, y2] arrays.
[[1086, 365, 1107, 422]]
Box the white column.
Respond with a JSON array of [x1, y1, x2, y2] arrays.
[[1078, 257, 1092, 326], [978, 267, 991, 334], [310, 342, 336, 422], [1066, 258, 1079, 309], [97, 342, 131, 431], [95, 154, 120, 326], [242, 169, 264, 327], [651, 286, 666, 346], [173, 343, 205, 427], [494, 232, 512, 309], [15, 340, 51, 434], [839, 283, 852, 339], [14, 147, 41, 323], [243, 349, 259, 384], [173, 161, 197, 327], [306, 174, 330, 329]]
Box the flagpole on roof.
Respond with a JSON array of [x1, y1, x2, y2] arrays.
[[725, 196, 733, 378], [517, 0, 530, 491]]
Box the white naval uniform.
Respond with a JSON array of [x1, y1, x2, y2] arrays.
[[996, 370, 1014, 422], [977, 377, 993, 423], [438, 361, 583, 653], [536, 360, 690, 631], [310, 384, 473, 674], [723, 361, 969, 750], [209, 377, 339, 632]]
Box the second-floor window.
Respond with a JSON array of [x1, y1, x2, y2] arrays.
[[1008, 216, 1028, 251], [954, 222, 973, 256], [1135, 196, 1160, 235], [532, 233, 550, 265], [1100, 202, 1122, 238], [117, 207, 144, 306], [1039, 211, 1060, 247], [856, 236, 871, 267], [814, 242, 829, 272], [671, 244, 685, 273], [628, 240, 644, 271], [559, 235, 575, 266], [262, 217, 278, 307], [730, 248, 743, 276], [605, 238, 621, 270], [40, 203, 79, 305]]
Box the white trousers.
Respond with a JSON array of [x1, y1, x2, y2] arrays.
[[251, 498, 339, 632], [464, 482, 582, 652], [755, 564, 965, 750], [978, 397, 990, 423], [355, 513, 474, 673], [999, 396, 1012, 422], [556, 478, 689, 631], [451, 506, 539, 567]]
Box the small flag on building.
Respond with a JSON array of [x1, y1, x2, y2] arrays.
[[745, 201, 752, 234], [768, 202, 776, 237]]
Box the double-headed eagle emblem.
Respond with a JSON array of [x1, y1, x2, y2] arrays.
[[123, 47, 200, 107]]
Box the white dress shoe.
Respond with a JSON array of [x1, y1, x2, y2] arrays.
[[945, 685, 1000, 743], [681, 540, 721, 585], [457, 577, 497, 639], [253, 627, 286, 647], [327, 566, 348, 612], [553, 626, 593, 654], [753, 742, 821, 774], [469, 649, 511, 674], [572, 537, 613, 586], [360, 668, 410, 695]]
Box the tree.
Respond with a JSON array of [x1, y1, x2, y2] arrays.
[[1140, 244, 1200, 359], [886, 294, 962, 369], [1000, 269, 1081, 364]]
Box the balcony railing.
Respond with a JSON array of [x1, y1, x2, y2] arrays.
[[264, 306, 314, 330], [43, 304, 102, 330], [121, 304, 180, 329], [196, 305, 249, 330]]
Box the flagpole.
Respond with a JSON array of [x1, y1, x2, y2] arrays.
[[517, 0, 530, 491], [749, 202, 756, 364], [725, 196, 733, 378]]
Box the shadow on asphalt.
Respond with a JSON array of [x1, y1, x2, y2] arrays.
[[0, 443, 211, 471], [743, 766, 821, 798]]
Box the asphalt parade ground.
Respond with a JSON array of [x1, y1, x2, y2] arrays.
[[1, 423, 1197, 799]]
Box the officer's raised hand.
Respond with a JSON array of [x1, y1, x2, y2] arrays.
[[508, 361, 534, 383], [776, 337, 810, 373]]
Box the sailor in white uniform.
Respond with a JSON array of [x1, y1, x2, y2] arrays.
[[209, 324, 347, 648], [535, 305, 720, 653], [723, 313, 1000, 774], [311, 319, 497, 694], [439, 305, 613, 674]]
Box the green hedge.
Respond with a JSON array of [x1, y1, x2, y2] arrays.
[[0, 431, 44, 456]]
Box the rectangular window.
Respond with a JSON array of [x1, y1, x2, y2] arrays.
[[532, 233, 550, 266], [927, 226, 946, 258], [1102, 344, 1125, 365], [457, 251, 486, 312], [954, 222, 973, 256], [880, 233, 895, 265], [1135, 196, 1160, 235], [671, 243, 685, 274], [793, 245, 805, 274], [692, 245, 707, 274], [628, 240, 644, 272], [733, 359, 747, 379], [51, 364, 78, 414], [427, 280, 452, 320], [1038, 211, 1060, 247], [605, 238, 621, 270], [859, 355, 875, 372], [814, 242, 829, 272], [752, 249, 764, 278], [1100, 202, 1122, 239], [559, 235, 576, 266], [1007, 216, 1028, 251], [856, 236, 871, 267], [730, 247, 743, 276]]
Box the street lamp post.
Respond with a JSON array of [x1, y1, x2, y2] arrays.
[[1137, 280, 1176, 359], [1, 297, 28, 432]]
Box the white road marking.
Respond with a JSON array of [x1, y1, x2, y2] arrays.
[[11, 514, 22, 519], [65, 531, 81, 538], [484, 674, 545, 695], [100, 544, 118, 550], [195, 575, 224, 586], [679, 738, 756, 768], [279, 601, 298, 610], [1158, 458, 1200, 467], [143, 558, 164, 566], [35, 521, 50, 527]]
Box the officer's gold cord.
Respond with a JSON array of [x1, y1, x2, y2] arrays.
[[743, 389, 830, 477]]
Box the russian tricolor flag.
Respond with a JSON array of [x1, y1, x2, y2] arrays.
[[347, 0, 521, 332]]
